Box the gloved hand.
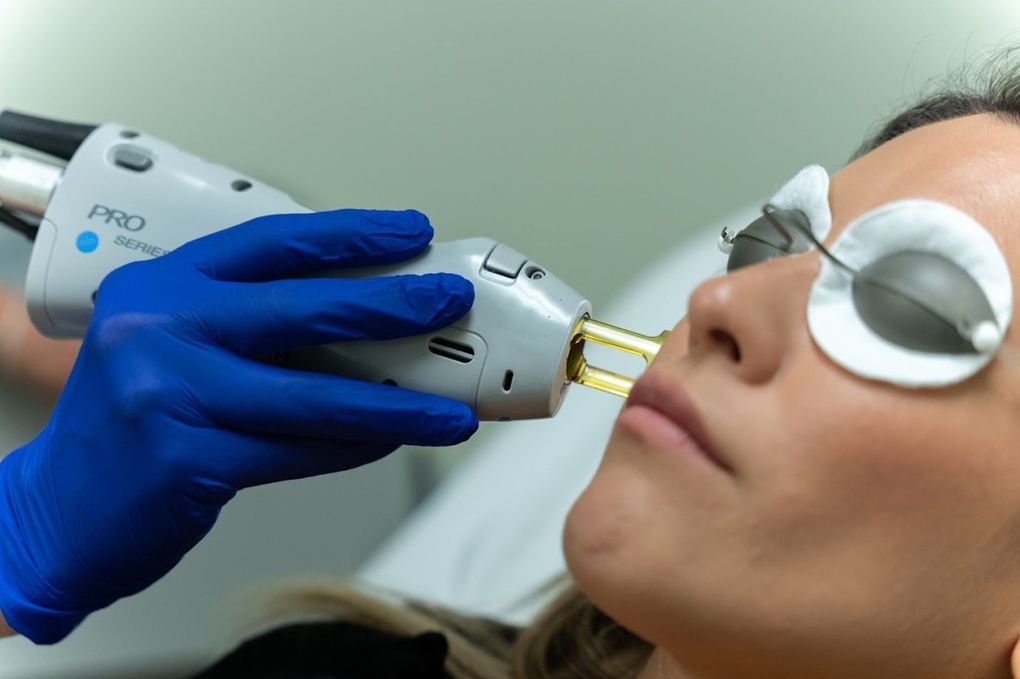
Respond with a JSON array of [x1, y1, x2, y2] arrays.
[[0, 208, 478, 644]]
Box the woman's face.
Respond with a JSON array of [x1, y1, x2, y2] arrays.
[[564, 113, 1020, 679]]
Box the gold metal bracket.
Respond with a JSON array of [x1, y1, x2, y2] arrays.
[[565, 317, 669, 398]]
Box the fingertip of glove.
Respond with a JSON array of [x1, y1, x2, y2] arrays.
[[445, 408, 480, 445], [311, 208, 435, 247], [438, 273, 475, 306], [360, 208, 433, 238], [410, 273, 474, 322], [406, 402, 478, 447], [399, 208, 433, 232]]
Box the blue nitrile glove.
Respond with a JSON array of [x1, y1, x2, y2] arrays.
[[0, 208, 478, 644]]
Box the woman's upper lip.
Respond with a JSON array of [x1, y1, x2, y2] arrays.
[[624, 371, 731, 473]]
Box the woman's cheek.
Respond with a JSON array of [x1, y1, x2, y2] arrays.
[[775, 368, 955, 531]]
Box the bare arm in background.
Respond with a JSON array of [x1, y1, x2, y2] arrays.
[[0, 288, 79, 400]]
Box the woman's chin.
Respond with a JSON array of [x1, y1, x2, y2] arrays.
[[563, 456, 655, 607]]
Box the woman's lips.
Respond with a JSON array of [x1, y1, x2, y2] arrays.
[[620, 371, 731, 473]]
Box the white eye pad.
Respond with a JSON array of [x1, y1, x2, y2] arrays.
[[807, 199, 1013, 387], [768, 164, 832, 241]]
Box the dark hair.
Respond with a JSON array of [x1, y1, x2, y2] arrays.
[[851, 45, 1020, 161]]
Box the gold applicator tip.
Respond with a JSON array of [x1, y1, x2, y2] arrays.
[[575, 318, 669, 364], [566, 317, 669, 398]]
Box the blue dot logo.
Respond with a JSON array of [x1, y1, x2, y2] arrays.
[[76, 231, 99, 253]]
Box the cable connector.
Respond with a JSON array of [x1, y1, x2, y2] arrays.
[[0, 150, 62, 218]]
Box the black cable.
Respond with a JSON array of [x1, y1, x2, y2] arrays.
[[0, 110, 97, 161], [0, 206, 38, 240]]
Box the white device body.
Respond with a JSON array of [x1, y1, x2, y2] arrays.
[[22, 124, 591, 420]]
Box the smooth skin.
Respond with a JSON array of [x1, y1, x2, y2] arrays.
[[566, 113, 1020, 679], [0, 287, 80, 400]]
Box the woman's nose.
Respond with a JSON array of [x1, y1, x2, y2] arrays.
[[678, 258, 814, 384]]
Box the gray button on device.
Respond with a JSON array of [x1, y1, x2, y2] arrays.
[[483, 244, 528, 278], [113, 146, 153, 172]]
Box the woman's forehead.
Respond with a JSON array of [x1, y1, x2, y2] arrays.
[[829, 113, 1020, 247]]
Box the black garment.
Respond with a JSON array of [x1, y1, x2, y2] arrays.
[[191, 621, 453, 679]]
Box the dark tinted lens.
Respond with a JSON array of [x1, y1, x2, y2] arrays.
[[727, 208, 814, 272], [852, 251, 997, 354]]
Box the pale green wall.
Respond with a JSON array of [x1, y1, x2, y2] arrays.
[[3, 1, 1019, 309]]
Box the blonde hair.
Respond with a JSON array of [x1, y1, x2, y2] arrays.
[[256, 577, 652, 678]]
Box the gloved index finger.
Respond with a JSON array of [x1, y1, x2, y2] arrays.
[[172, 208, 435, 281], [205, 273, 474, 356]]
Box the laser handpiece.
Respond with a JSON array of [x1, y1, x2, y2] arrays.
[[0, 110, 668, 418]]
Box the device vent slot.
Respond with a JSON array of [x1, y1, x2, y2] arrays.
[[428, 336, 475, 364]]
